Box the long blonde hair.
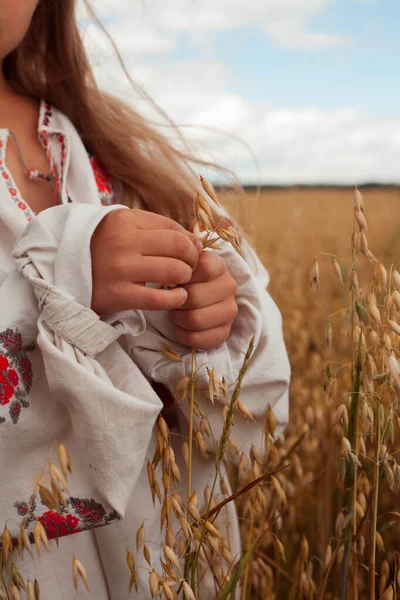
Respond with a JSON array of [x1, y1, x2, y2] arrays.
[[3, 0, 239, 225]]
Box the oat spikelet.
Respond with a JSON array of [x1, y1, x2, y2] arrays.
[[161, 344, 182, 362], [33, 520, 46, 557], [324, 544, 332, 566], [377, 262, 388, 289], [50, 477, 66, 509], [387, 319, 400, 336], [383, 462, 395, 491], [376, 531, 385, 552], [182, 442, 189, 466], [392, 268, 400, 290], [334, 404, 349, 428], [188, 500, 201, 522], [309, 258, 319, 289], [171, 494, 184, 518], [237, 400, 256, 422], [11, 566, 25, 592], [2, 525, 13, 563], [136, 522, 145, 552], [49, 462, 69, 493], [274, 537, 286, 563], [198, 174, 219, 205], [195, 431, 208, 456], [129, 571, 139, 593], [368, 301, 381, 324], [341, 437, 351, 460], [162, 580, 175, 600], [163, 545, 181, 571], [354, 208, 368, 231], [200, 417, 212, 438], [335, 512, 345, 535], [38, 485, 59, 512], [174, 376, 190, 404], [204, 520, 221, 538], [196, 192, 213, 219], [381, 585, 394, 600], [331, 258, 343, 284], [143, 544, 151, 566], [325, 320, 333, 352], [266, 405, 277, 438], [180, 517, 192, 541], [72, 555, 90, 591], [353, 187, 363, 210], [10, 586, 21, 600], [34, 580, 40, 600], [158, 416, 170, 444], [222, 547, 233, 564], [126, 550, 135, 573], [149, 568, 159, 598], [57, 442, 72, 478], [392, 289, 400, 310], [26, 581, 34, 600], [360, 231, 369, 254], [270, 476, 287, 506], [182, 580, 196, 600], [385, 354, 400, 384]]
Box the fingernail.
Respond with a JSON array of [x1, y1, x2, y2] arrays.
[[178, 289, 188, 306], [195, 239, 203, 253]]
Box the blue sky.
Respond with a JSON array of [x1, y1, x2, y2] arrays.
[[155, 0, 400, 116], [87, 0, 400, 185]]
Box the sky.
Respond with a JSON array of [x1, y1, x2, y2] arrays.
[[81, 0, 400, 186]]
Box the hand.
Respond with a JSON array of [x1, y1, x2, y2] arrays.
[[169, 251, 238, 350], [91, 208, 203, 314]]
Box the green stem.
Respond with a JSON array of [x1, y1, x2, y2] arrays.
[[190, 337, 256, 589], [369, 395, 381, 600], [187, 349, 197, 500], [340, 344, 362, 600]]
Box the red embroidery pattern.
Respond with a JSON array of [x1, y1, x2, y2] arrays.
[[38, 103, 66, 205], [14, 494, 120, 542], [0, 135, 35, 222], [89, 155, 115, 205], [0, 329, 34, 424], [39, 511, 80, 538]]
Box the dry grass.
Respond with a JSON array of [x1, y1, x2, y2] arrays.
[[223, 185, 400, 599]]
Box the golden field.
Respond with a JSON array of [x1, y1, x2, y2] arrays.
[[2, 185, 400, 600], [222, 186, 400, 599]]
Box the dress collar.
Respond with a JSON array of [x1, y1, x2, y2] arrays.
[[38, 99, 53, 132]]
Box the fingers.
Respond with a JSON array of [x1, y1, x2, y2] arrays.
[[119, 257, 193, 285], [179, 272, 238, 309], [189, 252, 226, 284], [138, 230, 201, 270], [131, 209, 203, 252], [102, 283, 189, 313], [173, 324, 232, 351], [170, 299, 238, 332]]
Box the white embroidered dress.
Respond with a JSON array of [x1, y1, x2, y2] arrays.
[[0, 101, 290, 599]]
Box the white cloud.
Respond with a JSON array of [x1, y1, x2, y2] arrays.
[[80, 1, 399, 185], [91, 0, 347, 50]]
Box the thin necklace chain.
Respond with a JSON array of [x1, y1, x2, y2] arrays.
[[8, 130, 55, 184]]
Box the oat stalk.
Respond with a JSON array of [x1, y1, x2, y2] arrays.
[[369, 395, 382, 600]]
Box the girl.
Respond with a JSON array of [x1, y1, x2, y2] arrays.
[[0, 1, 290, 598]]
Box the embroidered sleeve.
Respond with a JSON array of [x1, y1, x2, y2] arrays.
[[0, 328, 34, 425]]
